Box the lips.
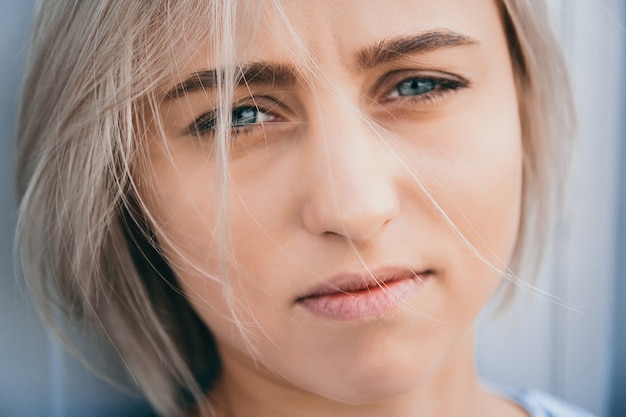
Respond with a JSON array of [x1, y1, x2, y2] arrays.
[[295, 268, 430, 321]]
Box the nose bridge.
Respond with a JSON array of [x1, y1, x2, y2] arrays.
[[302, 99, 400, 240]]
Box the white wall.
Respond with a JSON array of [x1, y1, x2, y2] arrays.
[[478, 1, 624, 416], [1, 1, 622, 416]]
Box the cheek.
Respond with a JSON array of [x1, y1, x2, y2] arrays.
[[423, 75, 523, 266], [139, 158, 217, 258], [397, 83, 523, 323], [410, 120, 522, 333], [442, 132, 522, 257], [136, 146, 234, 309], [136, 152, 291, 347], [461, 115, 522, 260]]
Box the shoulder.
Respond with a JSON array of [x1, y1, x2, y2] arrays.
[[499, 386, 597, 417]]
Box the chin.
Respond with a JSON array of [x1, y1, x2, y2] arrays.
[[300, 350, 433, 405], [312, 370, 421, 407]]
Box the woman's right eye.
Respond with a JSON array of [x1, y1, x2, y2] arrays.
[[231, 106, 278, 129], [188, 105, 279, 137]]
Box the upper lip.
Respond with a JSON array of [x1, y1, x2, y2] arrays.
[[295, 266, 430, 302]]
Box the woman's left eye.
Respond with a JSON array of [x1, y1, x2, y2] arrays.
[[386, 76, 467, 101], [395, 79, 437, 96]]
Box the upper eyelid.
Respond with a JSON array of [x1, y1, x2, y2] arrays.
[[190, 96, 282, 123], [371, 69, 469, 94]]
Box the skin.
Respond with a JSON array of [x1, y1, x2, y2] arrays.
[[140, 0, 529, 416]]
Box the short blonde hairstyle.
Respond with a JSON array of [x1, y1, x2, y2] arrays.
[[15, 0, 573, 415]]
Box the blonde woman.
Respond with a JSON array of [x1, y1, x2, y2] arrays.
[[16, 0, 593, 416]]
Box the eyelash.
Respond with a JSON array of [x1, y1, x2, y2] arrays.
[[186, 75, 468, 137]]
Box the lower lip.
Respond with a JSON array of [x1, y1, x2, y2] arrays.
[[297, 276, 427, 321]]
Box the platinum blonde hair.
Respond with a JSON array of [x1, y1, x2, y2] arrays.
[[15, 0, 573, 415]]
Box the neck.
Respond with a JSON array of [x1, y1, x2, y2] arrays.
[[206, 331, 499, 417]]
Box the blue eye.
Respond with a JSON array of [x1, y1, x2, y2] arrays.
[[232, 106, 262, 127], [189, 105, 277, 136], [396, 78, 437, 96], [386, 76, 466, 102]]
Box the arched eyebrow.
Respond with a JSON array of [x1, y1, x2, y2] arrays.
[[165, 62, 297, 100], [165, 30, 478, 100], [356, 30, 479, 69]]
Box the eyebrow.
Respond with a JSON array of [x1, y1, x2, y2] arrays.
[[356, 30, 478, 69], [165, 63, 297, 100], [165, 30, 477, 100]]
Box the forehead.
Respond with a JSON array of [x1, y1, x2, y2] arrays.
[[161, 0, 507, 95], [247, 0, 503, 64]]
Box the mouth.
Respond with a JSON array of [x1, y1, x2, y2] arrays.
[[295, 267, 431, 321]]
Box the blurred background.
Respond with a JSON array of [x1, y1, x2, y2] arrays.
[[0, 0, 624, 416]]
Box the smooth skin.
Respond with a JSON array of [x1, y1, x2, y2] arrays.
[[141, 0, 529, 416]]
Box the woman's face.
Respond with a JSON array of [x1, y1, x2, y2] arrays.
[[142, 0, 521, 407]]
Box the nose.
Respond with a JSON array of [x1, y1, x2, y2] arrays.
[[301, 110, 400, 241]]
